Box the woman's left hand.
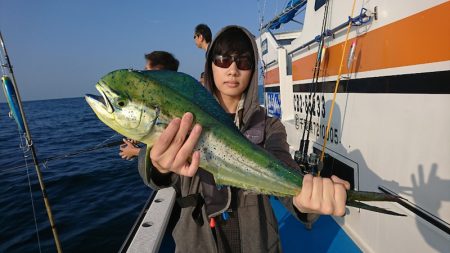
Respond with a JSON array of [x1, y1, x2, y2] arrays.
[[293, 174, 351, 216]]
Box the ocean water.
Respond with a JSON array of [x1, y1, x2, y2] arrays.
[[0, 97, 151, 252], [0, 96, 361, 253]]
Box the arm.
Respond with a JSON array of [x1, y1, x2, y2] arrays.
[[137, 145, 179, 190], [263, 118, 310, 221], [137, 112, 202, 190], [264, 117, 350, 220]]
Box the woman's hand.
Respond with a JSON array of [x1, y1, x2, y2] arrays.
[[293, 174, 351, 216], [150, 112, 202, 177]]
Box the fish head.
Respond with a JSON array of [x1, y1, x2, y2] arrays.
[[85, 69, 161, 144]]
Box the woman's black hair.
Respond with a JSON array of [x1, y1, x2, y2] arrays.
[[205, 27, 256, 96], [210, 27, 254, 66]]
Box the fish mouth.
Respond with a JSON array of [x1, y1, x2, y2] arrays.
[[85, 82, 114, 117]]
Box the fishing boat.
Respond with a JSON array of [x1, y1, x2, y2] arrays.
[[258, 0, 450, 252], [121, 0, 449, 252], [4, 1, 443, 252]]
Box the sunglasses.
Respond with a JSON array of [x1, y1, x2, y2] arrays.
[[213, 55, 253, 70]]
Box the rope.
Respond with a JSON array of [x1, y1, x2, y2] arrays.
[[24, 146, 43, 253], [0, 133, 125, 252], [319, 0, 359, 173], [257, 0, 268, 107], [16, 130, 43, 253], [93, 133, 118, 149], [0, 138, 124, 175]]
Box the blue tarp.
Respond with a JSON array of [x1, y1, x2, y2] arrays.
[[268, 0, 306, 30]]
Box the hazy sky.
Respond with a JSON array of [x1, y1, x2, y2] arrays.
[[0, 0, 301, 102]]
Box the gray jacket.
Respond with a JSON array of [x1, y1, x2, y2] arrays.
[[138, 26, 308, 253]]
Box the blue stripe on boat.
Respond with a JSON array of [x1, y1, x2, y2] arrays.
[[270, 197, 361, 253]]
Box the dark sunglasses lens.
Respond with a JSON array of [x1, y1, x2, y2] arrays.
[[214, 57, 233, 68], [236, 57, 252, 70], [213, 55, 253, 70]]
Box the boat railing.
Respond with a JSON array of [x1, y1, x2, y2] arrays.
[[119, 188, 176, 253], [289, 8, 373, 56], [118, 190, 156, 253]]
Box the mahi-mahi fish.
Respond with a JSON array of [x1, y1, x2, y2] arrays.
[[86, 69, 404, 216]]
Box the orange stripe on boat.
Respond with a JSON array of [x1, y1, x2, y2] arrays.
[[292, 1, 450, 81], [264, 67, 280, 85]]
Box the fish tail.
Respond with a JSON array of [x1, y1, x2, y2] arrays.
[[347, 190, 404, 202], [346, 190, 406, 216]]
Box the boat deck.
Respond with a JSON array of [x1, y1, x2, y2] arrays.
[[270, 197, 361, 252], [123, 189, 361, 252]]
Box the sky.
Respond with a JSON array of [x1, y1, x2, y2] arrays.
[[0, 0, 301, 102]]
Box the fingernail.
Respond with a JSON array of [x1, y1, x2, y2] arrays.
[[173, 118, 181, 125], [185, 112, 193, 121], [194, 124, 202, 133]]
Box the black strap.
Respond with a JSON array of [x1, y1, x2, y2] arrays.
[[176, 193, 205, 226]]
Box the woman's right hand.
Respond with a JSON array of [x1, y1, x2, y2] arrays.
[[150, 112, 202, 177]]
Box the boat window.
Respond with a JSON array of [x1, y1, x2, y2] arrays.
[[313, 148, 355, 189], [286, 54, 292, 76], [314, 0, 327, 11], [261, 39, 268, 56], [277, 38, 295, 46]]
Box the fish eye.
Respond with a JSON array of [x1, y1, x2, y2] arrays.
[[118, 100, 126, 107]]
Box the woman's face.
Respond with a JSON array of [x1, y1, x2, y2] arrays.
[[212, 54, 252, 100]]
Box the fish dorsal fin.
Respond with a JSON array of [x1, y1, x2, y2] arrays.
[[139, 70, 241, 133]]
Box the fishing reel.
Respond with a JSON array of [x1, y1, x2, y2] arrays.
[[294, 150, 323, 176]]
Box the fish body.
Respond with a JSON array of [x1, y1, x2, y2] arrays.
[[86, 69, 302, 196], [86, 69, 403, 215]]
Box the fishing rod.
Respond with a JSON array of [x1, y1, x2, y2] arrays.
[[319, 0, 359, 168], [295, 2, 373, 175], [296, 0, 330, 171], [0, 31, 63, 253]]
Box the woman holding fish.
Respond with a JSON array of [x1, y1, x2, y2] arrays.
[[144, 26, 350, 253]]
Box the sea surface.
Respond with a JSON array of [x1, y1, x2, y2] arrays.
[[0, 93, 361, 253], [0, 97, 151, 252]]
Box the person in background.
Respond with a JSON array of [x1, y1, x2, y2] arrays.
[[119, 51, 179, 160], [140, 26, 350, 253], [144, 51, 179, 71], [194, 24, 212, 52]]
